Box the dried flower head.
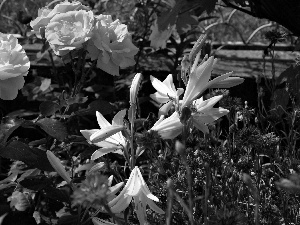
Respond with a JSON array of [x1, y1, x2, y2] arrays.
[[265, 29, 287, 44], [72, 173, 109, 207]]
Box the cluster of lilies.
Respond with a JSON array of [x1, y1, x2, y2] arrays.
[[48, 35, 244, 224]]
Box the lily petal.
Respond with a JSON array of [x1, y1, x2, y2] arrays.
[[80, 129, 99, 141], [158, 101, 173, 117], [96, 111, 111, 128], [150, 75, 175, 98], [90, 125, 125, 143], [192, 118, 209, 133], [91, 147, 120, 160], [194, 95, 223, 111], [112, 109, 126, 126], [182, 56, 214, 108], [146, 198, 165, 214]]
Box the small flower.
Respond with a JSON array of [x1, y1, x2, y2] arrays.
[[150, 74, 184, 116], [30, 1, 90, 37], [150, 112, 183, 139], [108, 166, 164, 224], [46, 150, 71, 183], [87, 15, 138, 76], [0, 33, 30, 100], [45, 10, 94, 56], [80, 110, 127, 160]]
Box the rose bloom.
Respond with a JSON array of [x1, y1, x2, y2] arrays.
[[0, 33, 30, 100], [87, 15, 138, 76], [30, 1, 90, 37], [45, 10, 94, 56]]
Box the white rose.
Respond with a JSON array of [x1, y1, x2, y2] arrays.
[[0, 33, 30, 100]]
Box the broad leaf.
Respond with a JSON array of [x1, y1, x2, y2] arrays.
[[0, 140, 54, 171], [19, 175, 52, 191], [36, 118, 68, 141], [39, 101, 61, 116]]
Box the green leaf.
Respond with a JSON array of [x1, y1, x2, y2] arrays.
[[157, 0, 183, 31], [0, 140, 54, 171], [75, 99, 114, 116], [57, 215, 78, 225], [19, 175, 52, 191], [36, 118, 68, 141], [43, 186, 70, 203], [66, 96, 88, 106], [0, 117, 24, 144], [39, 101, 61, 116]]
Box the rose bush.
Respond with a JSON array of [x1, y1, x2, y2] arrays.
[[87, 15, 138, 76], [45, 10, 94, 56], [30, 1, 90, 37], [0, 33, 30, 100]]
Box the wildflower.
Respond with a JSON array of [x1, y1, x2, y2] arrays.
[[80, 110, 127, 160], [0, 33, 30, 100], [150, 74, 184, 116], [87, 15, 138, 76], [150, 112, 183, 139], [45, 10, 94, 56], [108, 166, 164, 224]]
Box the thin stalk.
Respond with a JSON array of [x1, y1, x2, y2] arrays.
[[181, 124, 194, 225], [130, 105, 136, 169], [173, 191, 194, 224]]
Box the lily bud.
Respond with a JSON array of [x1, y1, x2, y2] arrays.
[[90, 125, 125, 143], [130, 73, 143, 105], [189, 34, 207, 62], [46, 150, 71, 184], [175, 140, 185, 155]]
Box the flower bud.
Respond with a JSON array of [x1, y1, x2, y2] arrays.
[[189, 34, 207, 62], [130, 73, 143, 105], [46, 150, 71, 184], [175, 140, 185, 155]]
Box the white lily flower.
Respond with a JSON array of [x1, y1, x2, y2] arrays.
[[181, 54, 244, 108], [150, 74, 184, 116], [108, 166, 164, 224], [191, 95, 229, 133], [80, 110, 127, 160], [150, 112, 183, 139]]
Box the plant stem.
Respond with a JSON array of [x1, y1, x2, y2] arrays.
[[181, 124, 194, 225]]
